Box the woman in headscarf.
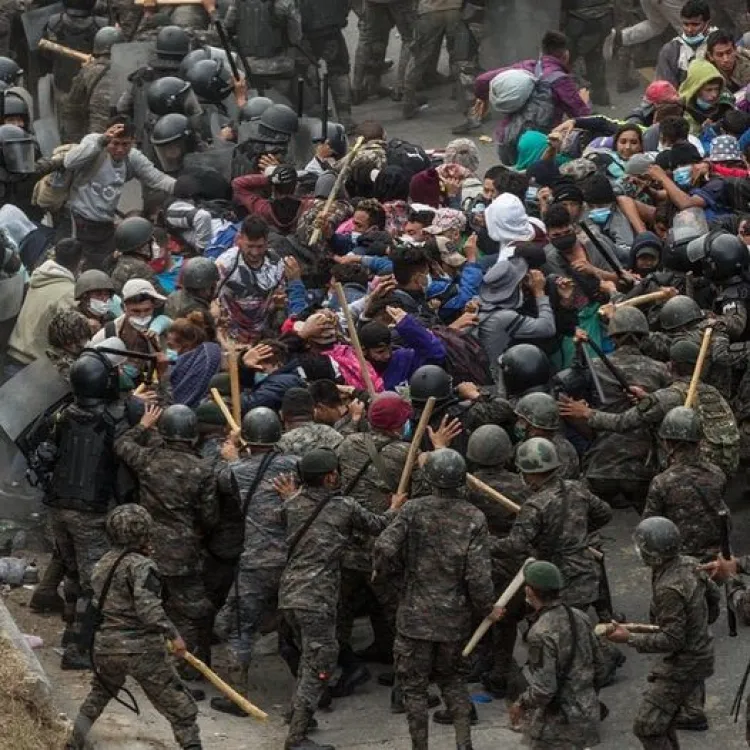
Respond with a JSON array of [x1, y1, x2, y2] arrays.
[[484, 193, 538, 262]]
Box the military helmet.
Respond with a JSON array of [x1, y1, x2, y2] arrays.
[[62, 0, 96, 16], [106, 504, 153, 548], [185, 58, 233, 104], [515, 437, 561, 474], [299, 448, 339, 480], [151, 113, 191, 146], [409, 365, 453, 404], [658, 295, 702, 331], [313, 121, 348, 159], [0, 124, 36, 174], [607, 306, 649, 337], [159, 404, 198, 442], [257, 103, 299, 144], [241, 407, 281, 445], [669, 339, 700, 365], [633, 516, 681, 567], [514, 392, 560, 431], [182, 257, 219, 291], [687, 230, 749, 282], [74, 269, 115, 299], [658, 406, 702, 442], [466, 424, 513, 467], [47, 308, 91, 350], [0, 57, 21, 86], [156, 26, 191, 59], [92, 26, 124, 55], [114, 216, 153, 253], [500, 344, 552, 397], [523, 560, 564, 591], [2, 92, 28, 119], [239, 97, 274, 123], [424, 448, 466, 489], [70, 350, 119, 406], [147, 77, 194, 116], [178, 47, 212, 78]]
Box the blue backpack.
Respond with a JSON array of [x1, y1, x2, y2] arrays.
[[205, 220, 242, 260]]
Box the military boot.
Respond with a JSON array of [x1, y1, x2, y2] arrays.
[[61, 644, 92, 671], [433, 704, 478, 726], [29, 554, 65, 614], [285, 708, 334, 750]]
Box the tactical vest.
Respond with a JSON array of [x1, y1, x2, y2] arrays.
[[47, 13, 107, 92], [236, 0, 285, 59], [715, 281, 750, 340], [299, 0, 347, 35]]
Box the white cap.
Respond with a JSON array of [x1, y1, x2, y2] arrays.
[[121, 278, 166, 303]]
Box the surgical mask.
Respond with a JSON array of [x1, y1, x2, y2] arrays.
[[695, 96, 713, 111], [88, 298, 110, 317], [551, 234, 577, 253], [682, 32, 706, 46], [255, 372, 268, 384], [166, 348, 179, 362], [129, 315, 153, 331], [525, 186, 539, 204], [401, 421, 413, 440], [672, 166, 692, 187], [350, 231, 361, 243], [588, 207, 611, 225]]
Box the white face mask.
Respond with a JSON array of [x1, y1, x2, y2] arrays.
[[88, 298, 110, 317], [129, 315, 152, 331]]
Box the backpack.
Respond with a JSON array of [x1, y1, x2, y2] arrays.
[[386, 138, 432, 179], [433, 326, 493, 386], [494, 60, 568, 161], [204, 220, 242, 259]]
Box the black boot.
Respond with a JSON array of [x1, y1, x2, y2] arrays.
[[61, 645, 92, 671], [354, 643, 393, 665], [329, 664, 370, 698], [433, 704, 478, 726], [286, 708, 334, 750], [377, 670, 395, 687], [29, 554, 66, 614]]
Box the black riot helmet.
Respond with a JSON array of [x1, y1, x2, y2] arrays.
[[313, 121, 348, 159], [409, 365, 453, 404], [147, 77, 202, 117], [159, 404, 198, 442], [114, 217, 153, 254], [258, 104, 299, 144], [156, 26, 191, 60], [687, 230, 749, 282], [62, 0, 96, 17], [2, 93, 29, 127], [239, 97, 274, 123], [178, 47, 212, 79], [182, 256, 219, 292], [70, 350, 119, 406], [658, 295, 702, 331], [500, 344, 552, 397], [151, 113, 192, 172], [92, 26, 124, 56], [241, 407, 282, 445], [0, 57, 21, 86], [424, 448, 466, 489], [185, 58, 233, 104], [0, 124, 36, 174]]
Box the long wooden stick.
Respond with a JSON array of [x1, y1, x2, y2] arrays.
[[463, 557, 535, 657], [685, 327, 713, 409], [594, 622, 660, 637], [396, 396, 436, 495], [38, 39, 91, 64], [227, 342, 242, 430], [334, 281, 375, 398], [210, 387, 241, 433], [310, 136, 365, 245], [170, 645, 268, 720], [599, 290, 673, 317]]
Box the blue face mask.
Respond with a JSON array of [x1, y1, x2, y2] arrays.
[[682, 32, 706, 46], [588, 207, 612, 225], [695, 96, 713, 111], [166, 348, 179, 362], [350, 231, 361, 243], [401, 421, 413, 440], [525, 186, 539, 203], [672, 166, 692, 187]]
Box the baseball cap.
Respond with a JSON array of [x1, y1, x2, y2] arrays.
[[625, 152, 655, 176], [435, 236, 466, 267], [423, 208, 467, 235], [121, 278, 166, 303]]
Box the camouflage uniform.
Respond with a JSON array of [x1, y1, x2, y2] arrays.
[[280, 486, 394, 742], [587, 377, 740, 479], [550, 433, 580, 479], [628, 556, 718, 749], [115, 425, 218, 667], [373, 493, 496, 750], [62, 58, 114, 144], [277, 421, 344, 456], [519, 602, 607, 750], [493, 476, 612, 610], [164, 290, 214, 324], [643, 457, 728, 559], [110, 255, 166, 296], [70, 548, 200, 749], [0, 0, 21, 57]]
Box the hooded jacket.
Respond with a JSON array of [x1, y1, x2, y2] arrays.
[[679, 59, 735, 134], [655, 31, 715, 88], [7, 260, 76, 366]]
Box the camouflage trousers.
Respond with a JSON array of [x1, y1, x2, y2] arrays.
[[162, 574, 214, 670], [394, 634, 472, 750], [70, 651, 200, 749]]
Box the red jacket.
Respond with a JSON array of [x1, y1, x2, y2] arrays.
[[232, 173, 314, 234]]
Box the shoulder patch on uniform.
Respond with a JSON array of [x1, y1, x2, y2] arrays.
[[143, 568, 162, 596], [527, 640, 543, 669]]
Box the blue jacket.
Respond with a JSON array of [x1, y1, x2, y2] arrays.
[[241, 364, 305, 413], [381, 314, 446, 390], [427, 263, 483, 322]]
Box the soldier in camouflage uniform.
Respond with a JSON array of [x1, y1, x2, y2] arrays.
[[110, 217, 166, 296], [643, 407, 728, 559], [374, 449, 496, 750], [115, 404, 218, 675], [212, 407, 299, 716], [66, 504, 202, 750], [509, 561, 607, 750], [62, 26, 123, 144], [561, 340, 741, 479], [583, 307, 672, 510], [277, 387, 345, 456], [606, 517, 719, 743], [514, 392, 580, 480], [277, 448, 404, 750]]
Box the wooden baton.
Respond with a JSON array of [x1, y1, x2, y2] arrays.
[[599, 289, 673, 317], [594, 622, 660, 637], [396, 396, 436, 495], [684, 326, 713, 409], [463, 557, 536, 657], [227, 341, 242, 430], [38, 39, 92, 64], [334, 282, 376, 398]]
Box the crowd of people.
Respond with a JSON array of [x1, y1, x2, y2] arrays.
[[5, 0, 750, 749]]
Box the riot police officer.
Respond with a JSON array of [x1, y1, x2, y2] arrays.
[[498, 343, 553, 400], [237, 102, 299, 174], [150, 112, 197, 176], [0, 123, 42, 221]]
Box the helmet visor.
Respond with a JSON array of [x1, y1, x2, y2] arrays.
[[3, 138, 35, 174], [154, 138, 186, 173]]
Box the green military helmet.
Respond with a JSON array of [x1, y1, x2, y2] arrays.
[[658, 406, 702, 442], [106, 503, 153, 548], [515, 437, 560, 474], [299, 448, 340, 481], [658, 295, 702, 331], [114, 216, 153, 254], [159, 404, 198, 442], [409, 365, 453, 404], [607, 306, 649, 337], [74, 269, 115, 300], [156, 25, 191, 60], [241, 407, 281, 445], [633, 516, 681, 567], [424, 448, 467, 489], [523, 560, 564, 591], [514, 392, 560, 431], [182, 257, 219, 292], [195, 401, 227, 427], [669, 339, 700, 365], [92, 26, 124, 56], [466, 425, 513, 467]]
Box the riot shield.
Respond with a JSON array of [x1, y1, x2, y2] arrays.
[[110, 41, 154, 106], [21, 3, 63, 51], [288, 116, 321, 169], [0, 356, 71, 443], [0, 273, 24, 323], [33, 116, 61, 157], [481, 0, 561, 69], [182, 143, 236, 180]]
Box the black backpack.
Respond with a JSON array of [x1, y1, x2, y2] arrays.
[[433, 326, 493, 386], [386, 138, 431, 179]]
